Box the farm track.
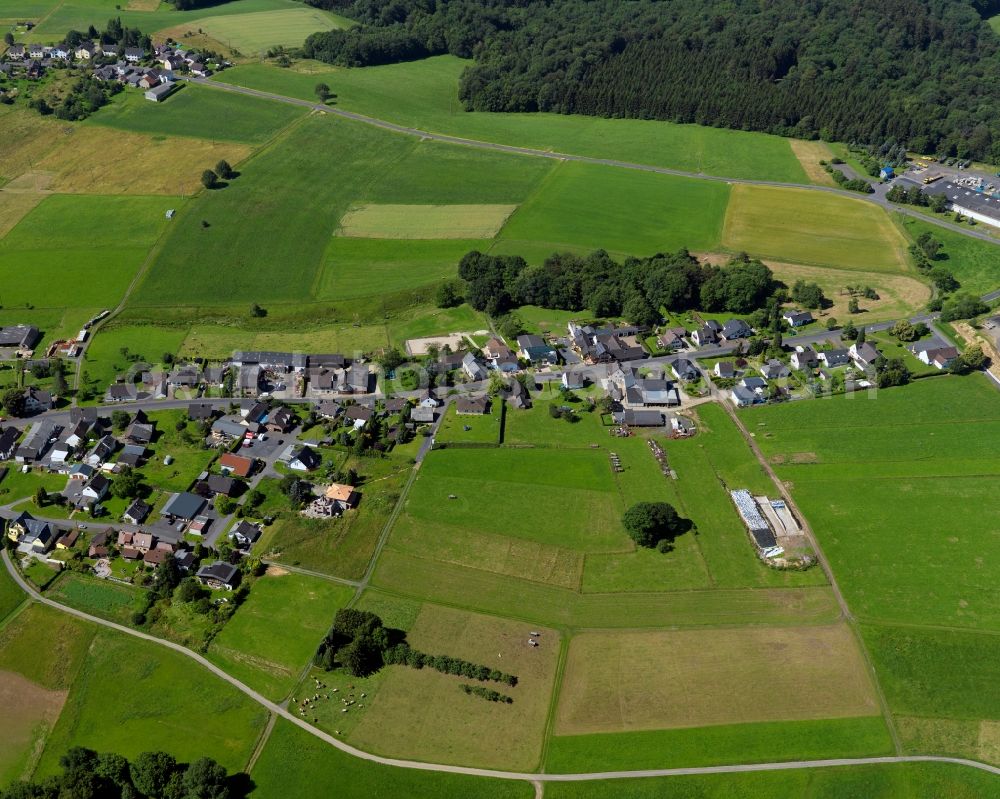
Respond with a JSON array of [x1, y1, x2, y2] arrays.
[[6, 549, 1000, 784], [191, 77, 1000, 251]]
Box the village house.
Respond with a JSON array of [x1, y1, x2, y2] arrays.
[[188, 402, 217, 421], [783, 310, 814, 328], [7, 512, 53, 553], [714, 361, 736, 379], [230, 520, 262, 548], [345, 405, 373, 429], [0, 427, 20, 460], [850, 341, 883, 370], [123, 498, 151, 525], [162, 491, 206, 522], [516, 334, 557, 366], [23, 386, 53, 414], [911, 342, 959, 370], [288, 446, 320, 472], [612, 409, 665, 427], [411, 405, 436, 424], [218, 452, 255, 478], [819, 348, 851, 368], [670, 358, 700, 382], [760, 359, 791, 380], [197, 561, 240, 590], [730, 385, 762, 407], [455, 395, 490, 415], [267, 406, 295, 433], [656, 328, 686, 351], [691, 322, 721, 347], [721, 319, 753, 340], [482, 337, 512, 360], [462, 352, 487, 381], [790, 347, 819, 371]]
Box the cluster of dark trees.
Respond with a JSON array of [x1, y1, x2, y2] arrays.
[[460, 684, 513, 703], [302, 0, 1000, 161], [622, 502, 691, 552], [458, 249, 777, 325], [314, 609, 519, 687], [821, 162, 874, 194], [30, 75, 120, 121], [887, 184, 949, 213], [0, 746, 245, 799]]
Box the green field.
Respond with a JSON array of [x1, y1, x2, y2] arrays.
[[83, 323, 189, 390], [39, 628, 267, 774], [215, 57, 811, 182], [88, 84, 305, 144], [0, 194, 178, 311], [897, 214, 1000, 296], [0, 562, 24, 623], [338, 204, 516, 239], [251, 719, 533, 799], [496, 162, 730, 256], [545, 716, 893, 772], [544, 762, 1000, 799], [195, 7, 352, 55], [46, 572, 140, 626], [748, 375, 1000, 629], [434, 400, 504, 445], [723, 184, 911, 272], [209, 571, 355, 700]]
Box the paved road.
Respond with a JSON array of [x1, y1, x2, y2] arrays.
[[192, 77, 1000, 248], [3, 552, 999, 784]]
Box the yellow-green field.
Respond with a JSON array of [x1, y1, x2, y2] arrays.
[[337, 204, 518, 239], [555, 624, 879, 735], [348, 605, 560, 771], [194, 7, 352, 55], [722, 185, 910, 272], [0, 193, 45, 239]]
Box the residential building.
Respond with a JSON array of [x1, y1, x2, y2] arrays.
[[218, 452, 255, 478], [790, 347, 818, 371], [123, 498, 151, 525], [162, 491, 206, 521], [288, 446, 320, 472], [230, 520, 262, 548], [456, 396, 490, 415], [819, 348, 851, 367], [516, 334, 557, 365], [196, 561, 240, 591], [782, 310, 814, 328], [670, 358, 700, 382], [850, 341, 883, 369]]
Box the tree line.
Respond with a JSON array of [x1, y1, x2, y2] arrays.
[[302, 0, 1000, 162], [0, 746, 247, 799], [457, 248, 778, 325]]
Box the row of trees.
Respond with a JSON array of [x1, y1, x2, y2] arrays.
[[0, 746, 244, 799], [302, 0, 1000, 162], [458, 248, 778, 324]]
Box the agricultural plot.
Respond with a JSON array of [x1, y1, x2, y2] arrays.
[[82, 323, 189, 392], [0, 605, 94, 784], [748, 375, 1000, 629], [555, 624, 879, 735], [497, 161, 730, 257], [0, 193, 44, 240], [0, 562, 24, 623], [251, 719, 533, 799], [193, 7, 352, 55], [215, 57, 811, 182], [348, 605, 559, 771], [88, 85, 305, 145], [788, 139, 838, 186], [337, 204, 517, 239], [46, 572, 141, 626], [208, 570, 355, 700], [546, 716, 893, 772], [0, 194, 178, 311], [897, 214, 1000, 296], [38, 628, 268, 775], [723, 185, 910, 272]]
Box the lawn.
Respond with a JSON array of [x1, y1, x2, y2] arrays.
[[88, 84, 305, 145], [0, 194, 179, 311], [250, 719, 533, 799], [214, 57, 810, 183], [38, 627, 268, 775], [194, 7, 352, 55], [347, 605, 559, 771], [434, 400, 504, 445], [545, 716, 893, 772], [83, 323, 189, 393], [747, 374, 1000, 629], [722, 184, 911, 272], [208, 570, 355, 701], [555, 624, 878, 736], [337, 204, 517, 239], [896, 214, 1000, 296], [496, 161, 730, 257]]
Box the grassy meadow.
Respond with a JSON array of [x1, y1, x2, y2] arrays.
[[723, 185, 911, 272], [194, 7, 352, 55], [214, 57, 812, 182], [897, 214, 1000, 296]]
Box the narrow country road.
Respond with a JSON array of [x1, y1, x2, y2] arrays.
[[191, 77, 1000, 249], [4, 551, 1000, 784]]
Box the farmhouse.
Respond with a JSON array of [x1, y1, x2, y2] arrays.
[[0, 324, 41, 351], [197, 561, 240, 591]]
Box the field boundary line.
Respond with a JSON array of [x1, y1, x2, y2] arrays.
[[6, 551, 1000, 782]]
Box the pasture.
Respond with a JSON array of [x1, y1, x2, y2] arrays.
[[209, 571, 354, 700], [544, 762, 1000, 799], [251, 719, 533, 799], [337, 204, 516, 239], [722, 185, 910, 272], [88, 85, 305, 144], [0, 193, 44, 239], [46, 572, 140, 626], [194, 7, 352, 55], [555, 624, 878, 735], [215, 57, 811, 182], [83, 323, 189, 391], [434, 401, 504, 445], [0, 562, 24, 623], [348, 605, 559, 771], [0, 194, 178, 310], [545, 716, 893, 772], [497, 161, 730, 256], [747, 375, 1000, 629], [38, 628, 268, 775]]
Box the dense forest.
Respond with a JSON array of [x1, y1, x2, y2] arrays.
[[302, 0, 1000, 161], [456, 248, 778, 325]]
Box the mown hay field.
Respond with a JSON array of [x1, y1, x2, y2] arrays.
[[337, 203, 517, 239]]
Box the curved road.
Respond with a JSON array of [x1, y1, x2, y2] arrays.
[[4, 551, 1000, 785], [191, 77, 1000, 248]]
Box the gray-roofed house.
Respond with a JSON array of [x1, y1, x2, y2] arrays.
[[612, 409, 664, 427], [123, 498, 152, 525], [7, 512, 53, 553], [721, 319, 753, 340], [289, 446, 321, 472], [188, 402, 217, 421], [670, 359, 700, 382], [782, 310, 814, 328], [516, 335, 557, 365], [730, 385, 761, 407], [411, 406, 436, 424], [850, 341, 883, 369], [456, 396, 490, 415], [790, 347, 818, 371], [0, 427, 19, 460], [462, 352, 487, 382], [196, 561, 240, 591], [714, 361, 736, 379], [230, 520, 262, 548], [162, 491, 206, 521], [819, 348, 851, 368], [760, 359, 791, 380]]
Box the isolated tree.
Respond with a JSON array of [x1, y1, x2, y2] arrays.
[[111, 409, 130, 431], [1, 387, 24, 417], [435, 281, 462, 308], [34, 486, 49, 507], [215, 159, 233, 180], [847, 297, 860, 314], [840, 320, 858, 340], [4, 32, 14, 46], [111, 466, 143, 499], [622, 502, 685, 548], [890, 320, 918, 342], [856, 326, 866, 345], [314, 82, 331, 102], [953, 345, 988, 374], [201, 169, 218, 189]]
